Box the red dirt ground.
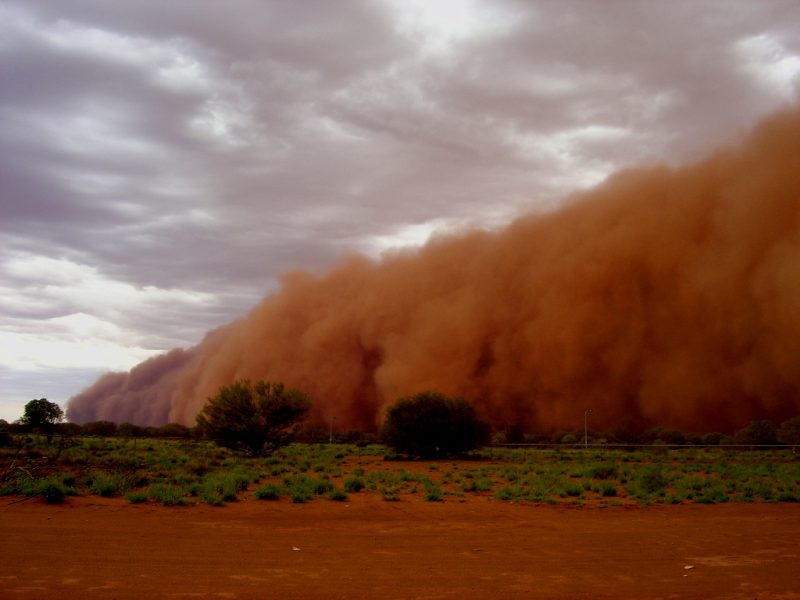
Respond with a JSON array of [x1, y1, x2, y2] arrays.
[[2, 495, 799, 599]]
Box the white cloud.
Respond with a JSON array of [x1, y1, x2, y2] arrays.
[[1, 253, 216, 348], [736, 33, 800, 99], [0, 316, 158, 372], [385, 0, 517, 55]]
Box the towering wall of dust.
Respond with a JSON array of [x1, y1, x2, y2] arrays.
[[68, 107, 800, 432]]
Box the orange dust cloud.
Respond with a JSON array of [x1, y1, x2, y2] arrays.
[[68, 106, 800, 433]]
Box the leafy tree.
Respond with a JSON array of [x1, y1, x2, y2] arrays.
[[196, 380, 311, 456], [734, 419, 777, 447], [777, 416, 800, 446], [381, 391, 490, 459], [19, 398, 63, 443]]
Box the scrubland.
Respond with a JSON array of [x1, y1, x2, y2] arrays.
[[2, 435, 797, 508]]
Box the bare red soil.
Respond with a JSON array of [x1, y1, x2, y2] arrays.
[[2, 495, 799, 600]]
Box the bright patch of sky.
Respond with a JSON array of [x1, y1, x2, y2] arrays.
[[385, 0, 517, 54], [737, 33, 800, 99]]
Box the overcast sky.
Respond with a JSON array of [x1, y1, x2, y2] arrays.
[[2, 0, 799, 423]]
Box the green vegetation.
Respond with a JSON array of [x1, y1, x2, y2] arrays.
[[5, 383, 797, 508], [1, 428, 798, 508], [196, 379, 311, 456]]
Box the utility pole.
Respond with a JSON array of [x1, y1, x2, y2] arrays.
[[584, 408, 593, 449], [329, 414, 336, 444]]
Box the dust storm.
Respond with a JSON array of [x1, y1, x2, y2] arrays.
[[67, 107, 800, 434]]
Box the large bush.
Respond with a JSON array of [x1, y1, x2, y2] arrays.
[[196, 380, 311, 456], [382, 391, 490, 458]]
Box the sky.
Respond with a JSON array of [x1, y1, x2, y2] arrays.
[[2, 0, 799, 423]]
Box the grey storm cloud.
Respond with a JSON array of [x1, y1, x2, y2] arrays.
[[1, 0, 799, 420]]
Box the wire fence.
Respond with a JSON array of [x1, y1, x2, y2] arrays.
[[487, 442, 799, 450]]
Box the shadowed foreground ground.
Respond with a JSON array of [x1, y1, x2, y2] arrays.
[[1, 496, 799, 599]]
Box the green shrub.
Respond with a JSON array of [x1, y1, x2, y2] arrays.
[[279, 474, 334, 503], [344, 476, 365, 492], [638, 466, 669, 495], [311, 478, 334, 495], [41, 482, 67, 504], [328, 489, 348, 501], [19, 476, 78, 503], [290, 489, 310, 503], [601, 483, 617, 497], [254, 483, 283, 500], [213, 471, 252, 498], [424, 483, 443, 502], [587, 464, 617, 480], [148, 484, 187, 506], [125, 491, 147, 504], [86, 471, 124, 497], [494, 486, 514, 501], [379, 486, 400, 501]]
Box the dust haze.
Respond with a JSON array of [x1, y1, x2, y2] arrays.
[[68, 107, 800, 433]]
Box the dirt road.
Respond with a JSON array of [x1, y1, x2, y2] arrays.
[[2, 496, 799, 599]]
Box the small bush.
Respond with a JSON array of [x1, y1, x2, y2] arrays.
[[290, 489, 311, 503], [40, 480, 68, 504], [198, 471, 251, 504], [601, 483, 617, 497], [328, 489, 348, 501], [148, 484, 187, 506], [379, 487, 400, 501], [20, 476, 78, 503], [344, 477, 365, 493], [494, 486, 514, 501], [638, 467, 669, 495], [87, 472, 123, 497], [311, 478, 334, 495], [254, 483, 283, 500], [424, 483, 443, 502], [125, 491, 147, 504], [587, 464, 617, 480]]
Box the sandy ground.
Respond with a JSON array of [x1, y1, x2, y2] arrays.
[[1, 495, 799, 599]]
